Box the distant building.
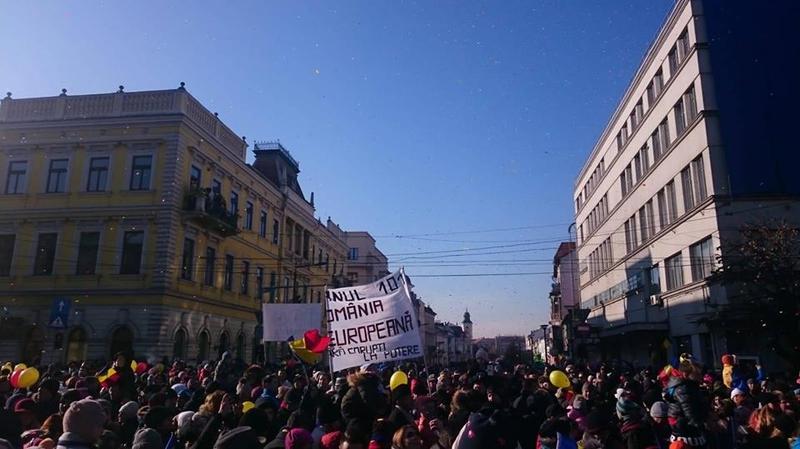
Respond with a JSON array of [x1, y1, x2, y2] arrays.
[[548, 242, 585, 362], [343, 231, 388, 285], [0, 87, 350, 364], [573, 0, 800, 367], [432, 311, 473, 367]]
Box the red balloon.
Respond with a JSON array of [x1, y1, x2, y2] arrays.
[[9, 369, 22, 388], [136, 362, 148, 374]]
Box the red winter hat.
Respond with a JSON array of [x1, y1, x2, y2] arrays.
[[14, 398, 36, 414]]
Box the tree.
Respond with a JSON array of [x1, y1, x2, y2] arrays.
[[709, 221, 800, 370]]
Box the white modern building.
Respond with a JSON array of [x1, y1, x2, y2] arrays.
[[573, 0, 800, 368]]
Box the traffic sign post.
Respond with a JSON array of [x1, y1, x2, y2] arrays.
[[48, 297, 71, 329]]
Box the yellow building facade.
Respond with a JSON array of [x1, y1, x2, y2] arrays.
[[0, 87, 348, 365]]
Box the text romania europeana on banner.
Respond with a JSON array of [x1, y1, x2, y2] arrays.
[[325, 269, 423, 372]]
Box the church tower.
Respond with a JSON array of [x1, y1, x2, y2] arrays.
[[462, 309, 473, 342]]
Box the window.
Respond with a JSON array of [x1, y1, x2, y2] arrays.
[[348, 247, 359, 261], [624, 217, 638, 253], [659, 119, 670, 148], [245, 201, 253, 230], [684, 85, 697, 123], [681, 167, 695, 211], [230, 192, 239, 217], [5, 161, 27, 194], [33, 233, 58, 275], [640, 201, 653, 242], [256, 267, 264, 299], [181, 238, 195, 281], [204, 247, 216, 286], [325, 253, 330, 272], [649, 264, 661, 295], [120, 231, 144, 274], [211, 179, 222, 196], [269, 271, 277, 302], [241, 260, 250, 294], [653, 69, 664, 97], [633, 100, 643, 129], [691, 156, 707, 203], [46, 159, 68, 193], [646, 82, 655, 107], [129, 155, 152, 191], [641, 145, 651, 173], [633, 153, 642, 181], [75, 232, 100, 275], [677, 29, 690, 61], [674, 98, 686, 135], [666, 181, 678, 223], [86, 157, 109, 192], [0, 235, 15, 276], [259, 211, 267, 237], [624, 165, 633, 194], [620, 172, 628, 197], [690, 237, 714, 281], [190, 166, 202, 190], [668, 46, 679, 75], [272, 219, 280, 244], [616, 131, 623, 152], [651, 129, 663, 161], [665, 252, 684, 291], [224, 255, 234, 291]]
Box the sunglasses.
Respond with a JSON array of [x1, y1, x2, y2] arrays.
[[404, 432, 419, 438]]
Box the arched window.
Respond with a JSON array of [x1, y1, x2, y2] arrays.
[[218, 331, 229, 359], [66, 327, 88, 363], [22, 326, 45, 365], [197, 330, 210, 362], [236, 332, 245, 361], [109, 326, 134, 358], [252, 325, 264, 365], [173, 328, 187, 360]]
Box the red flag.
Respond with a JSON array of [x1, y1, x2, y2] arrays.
[[303, 329, 331, 354]]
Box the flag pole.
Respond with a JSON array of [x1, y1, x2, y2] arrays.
[[401, 266, 429, 375]]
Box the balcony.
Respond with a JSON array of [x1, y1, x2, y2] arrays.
[[182, 188, 239, 237]]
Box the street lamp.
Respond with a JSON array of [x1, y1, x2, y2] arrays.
[[540, 324, 549, 364]]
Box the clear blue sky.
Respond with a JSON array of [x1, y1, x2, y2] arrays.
[[0, 0, 673, 338]]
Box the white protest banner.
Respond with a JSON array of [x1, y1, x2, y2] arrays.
[[262, 304, 323, 342], [326, 268, 423, 372]]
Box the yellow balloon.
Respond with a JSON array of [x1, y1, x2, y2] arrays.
[[13, 363, 27, 372], [18, 367, 40, 389], [131, 360, 137, 371], [241, 401, 255, 413], [549, 370, 570, 389], [389, 371, 409, 391]]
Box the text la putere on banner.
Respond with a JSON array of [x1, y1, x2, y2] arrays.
[[325, 268, 423, 372]]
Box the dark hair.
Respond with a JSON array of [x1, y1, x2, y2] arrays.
[[343, 421, 369, 445], [144, 406, 173, 429]]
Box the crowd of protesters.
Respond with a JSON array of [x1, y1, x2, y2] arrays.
[[1, 350, 799, 449]]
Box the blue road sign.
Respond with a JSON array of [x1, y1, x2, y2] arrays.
[[48, 297, 71, 329]]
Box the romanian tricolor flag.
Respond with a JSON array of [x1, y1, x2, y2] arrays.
[[98, 367, 120, 387], [289, 329, 331, 365]]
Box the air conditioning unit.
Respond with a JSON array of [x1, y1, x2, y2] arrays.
[[649, 294, 663, 307]]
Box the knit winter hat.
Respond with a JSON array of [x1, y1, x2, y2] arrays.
[[615, 398, 642, 422], [730, 388, 745, 400], [118, 401, 139, 422], [649, 401, 669, 419], [63, 399, 107, 442], [132, 427, 162, 449], [285, 428, 313, 449]]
